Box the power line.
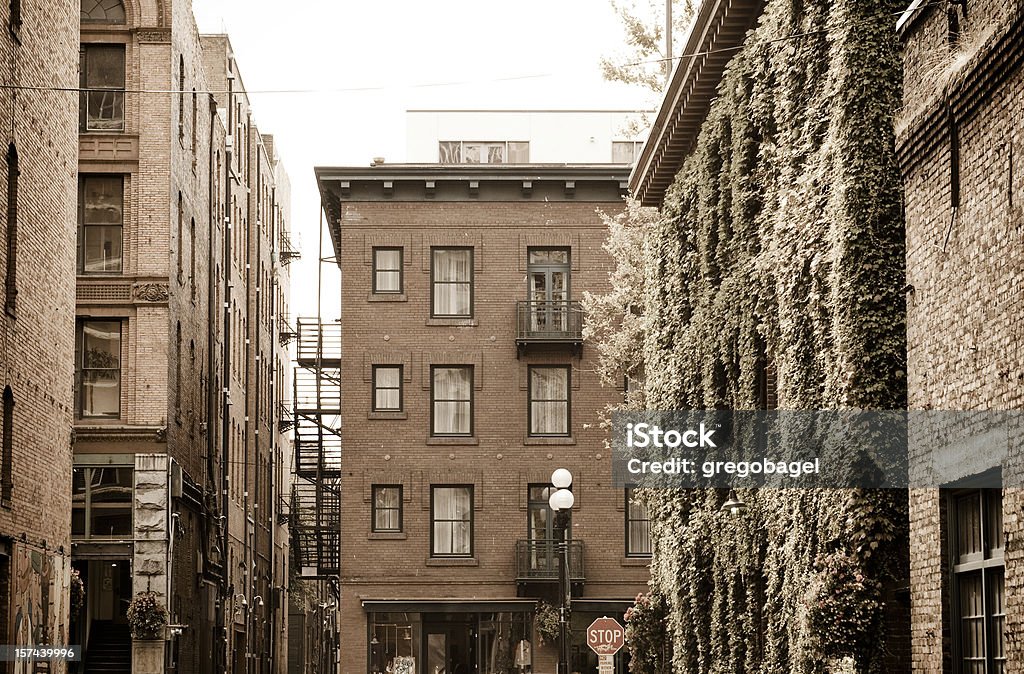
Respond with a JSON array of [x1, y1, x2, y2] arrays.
[[0, 3, 939, 98]]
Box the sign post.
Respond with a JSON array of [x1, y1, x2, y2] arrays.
[[587, 616, 625, 674]]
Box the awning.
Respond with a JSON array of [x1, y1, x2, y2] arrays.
[[362, 599, 538, 614]]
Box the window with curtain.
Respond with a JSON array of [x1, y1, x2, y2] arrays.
[[431, 366, 472, 436], [625, 488, 652, 557], [528, 366, 569, 436], [373, 365, 403, 412], [80, 45, 125, 131], [950, 489, 1005, 674], [431, 248, 472, 317], [373, 247, 403, 293], [431, 486, 472, 556], [77, 320, 122, 417], [372, 485, 402, 533]]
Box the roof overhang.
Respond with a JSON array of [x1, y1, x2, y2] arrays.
[[629, 0, 767, 207], [316, 164, 630, 265]]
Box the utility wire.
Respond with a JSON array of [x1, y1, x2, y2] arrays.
[[0, 2, 941, 98]]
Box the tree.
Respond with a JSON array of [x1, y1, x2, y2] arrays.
[[599, 0, 697, 93]]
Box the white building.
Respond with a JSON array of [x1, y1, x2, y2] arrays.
[[405, 109, 650, 164]]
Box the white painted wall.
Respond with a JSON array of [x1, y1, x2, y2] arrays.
[[405, 110, 650, 164]]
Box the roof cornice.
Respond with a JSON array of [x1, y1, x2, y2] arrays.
[[629, 0, 766, 207]]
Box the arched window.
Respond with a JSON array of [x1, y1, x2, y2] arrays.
[[81, 0, 126, 24]]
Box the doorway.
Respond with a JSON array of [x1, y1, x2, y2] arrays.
[[527, 248, 570, 333], [423, 616, 475, 674]]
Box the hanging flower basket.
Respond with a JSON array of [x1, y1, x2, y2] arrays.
[[126, 591, 168, 640], [535, 602, 560, 646]]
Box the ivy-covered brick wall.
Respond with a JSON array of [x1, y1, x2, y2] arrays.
[[637, 0, 909, 672]]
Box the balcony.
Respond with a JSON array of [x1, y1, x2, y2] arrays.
[[515, 539, 585, 585], [515, 301, 583, 358]]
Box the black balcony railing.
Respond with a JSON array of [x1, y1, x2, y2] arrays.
[[515, 539, 584, 581], [515, 301, 583, 357]]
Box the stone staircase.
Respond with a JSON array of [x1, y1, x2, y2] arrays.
[[82, 621, 131, 673]]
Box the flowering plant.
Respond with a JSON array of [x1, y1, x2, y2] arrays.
[[624, 591, 671, 674], [69, 568, 85, 616], [126, 591, 168, 640], [804, 551, 882, 658], [535, 602, 560, 646]]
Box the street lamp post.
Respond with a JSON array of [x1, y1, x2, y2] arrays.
[[548, 469, 575, 674]]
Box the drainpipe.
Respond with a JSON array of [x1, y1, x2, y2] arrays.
[[207, 91, 226, 674], [220, 63, 235, 674]]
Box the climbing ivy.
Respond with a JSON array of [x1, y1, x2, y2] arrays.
[[606, 0, 910, 672]]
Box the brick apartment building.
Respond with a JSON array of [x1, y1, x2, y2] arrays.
[[0, 0, 79, 669], [898, 0, 1023, 671], [73, 1, 293, 672], [316, 164, 650, 674]]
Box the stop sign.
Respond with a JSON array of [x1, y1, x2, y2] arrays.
[[586, 616, 625, 656]]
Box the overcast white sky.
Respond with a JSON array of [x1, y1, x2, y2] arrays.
[[191, 0, 654, 320]]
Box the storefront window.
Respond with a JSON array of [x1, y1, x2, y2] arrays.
[[370, 613, 420, 674], [368, 610, 534, 674]]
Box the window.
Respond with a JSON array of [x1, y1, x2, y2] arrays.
[[626, 488, 652, 557], [439, 141, 528, 164], [77, 320, 121, 418], [178, 56, 185, 141], [528, 366, 569, 436], [372, 485, 402, 533], [612, 141, 644, 164], [431, 486, 472, 556], [79, 45, 125, 131], [81, 0, 126, 23], [1, 387, 12, 504], [431, 248, 472, 317], [372, 247, 403, 294], [372, 365, 403, 412], [72, 466, 133, 538], [431, 366, 472, 436], [4, 144, 17, 315], [950, 489, 1005, 674], [78, 175, 123, 274], [9, 0, 21, 35]]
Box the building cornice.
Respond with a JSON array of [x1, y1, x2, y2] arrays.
[[316, 164, 630, 264], [629, 0, 766, 207]]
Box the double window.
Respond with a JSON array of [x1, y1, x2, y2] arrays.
[[372, 365, 403, 412], [76, 320, 122, 418], [80, 44, 125, 132], [372, 485, 402, 533], [78, 175, 124, 274], [625, 488, 652, 557], [431, 366, 472, 436], [612, 141, 644, 164], [431, 485, 473, 557], [372, 247, 403, 294], [950, 489, 1005, 674], [439, 141, 529, 164], [431, 248, 473, 317], [528, 366, 570, 436]]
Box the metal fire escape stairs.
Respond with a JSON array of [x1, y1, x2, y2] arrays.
[[290, 318, 342, 578]]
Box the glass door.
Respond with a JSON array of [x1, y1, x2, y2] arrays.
[[527, 249, 569, 333], [423, 620, 475, 674]]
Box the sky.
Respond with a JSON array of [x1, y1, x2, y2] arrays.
[[191, 0, 655, 321]]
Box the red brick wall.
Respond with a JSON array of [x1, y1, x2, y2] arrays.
[[334, 194, 649, 674]]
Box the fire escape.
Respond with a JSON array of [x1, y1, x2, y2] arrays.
[[291, 318, 341, 577]]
